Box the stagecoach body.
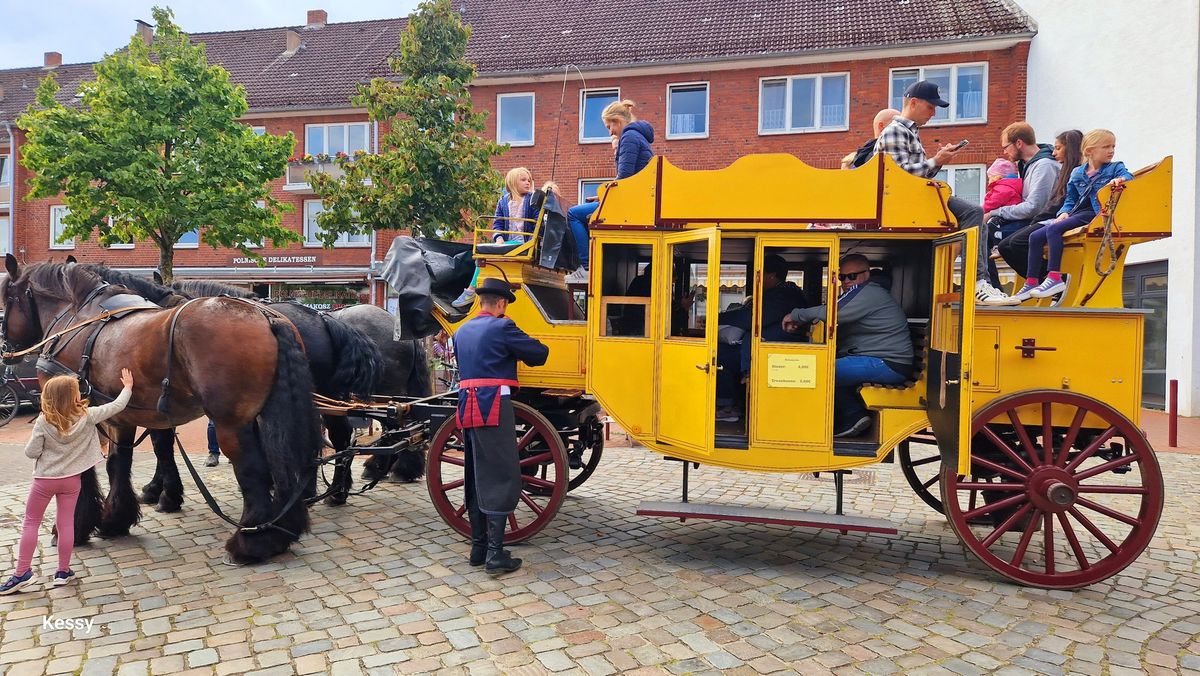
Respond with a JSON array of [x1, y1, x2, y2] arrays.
[[422, 152, 1172, 589]]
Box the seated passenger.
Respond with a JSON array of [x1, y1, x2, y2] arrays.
[[715, 254, 808, 422], [567, 100, 655, 273], [1009, 129, 1133, 302], [783, 254, 912, 438], [982, 158, 1023, 212], [453, 168, 538, 309]]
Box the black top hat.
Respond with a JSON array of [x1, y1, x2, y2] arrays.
[[475, 277, 517, 303], [904, 80, 950, 108]]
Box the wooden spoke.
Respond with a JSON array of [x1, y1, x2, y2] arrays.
[[441, 453, 466, 467], [1056, 407, 1089, 467], [963, 492, 1028, 523], [516, 428, 537, 451], [1057, 513, 1091, 571], [1074, 454, 1139, 482], [1043, 511, 1055, 575], [1076, 497, 1141, 528], [519, 452, 554, 468], [1042, 403, 1054, 466], [992, 420, 1036, 475], [921, 475, 938, 490], [956, 482, 1024, 491], [1009, 508, 1042, 569], [1067, 507, 1120, 553], [519, 491, 545, 515], [508, 512, 519, 530], [971, 454, 1029, 481], [908, 455, 941, 468], [1076, 484, 1148, 495], [455, 503, 467, 518], [440, 479, 465, 492], [521, 475, 556, 490], [981, 503, 1034, 549], [1064, 426, 1118, 472]]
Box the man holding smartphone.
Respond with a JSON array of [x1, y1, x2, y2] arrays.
[[874, 80, 1014, 306]]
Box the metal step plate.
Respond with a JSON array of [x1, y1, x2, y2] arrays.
[[636, 501, 897, 535]]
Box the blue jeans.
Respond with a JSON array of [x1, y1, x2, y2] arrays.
[[207, 420, 219, 456], [834, 356, 907, 428], [567, 203, 598, 268]]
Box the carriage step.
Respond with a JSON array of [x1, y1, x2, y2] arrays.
[[832, 440, 879, 458], [636, 501, 897, 535]]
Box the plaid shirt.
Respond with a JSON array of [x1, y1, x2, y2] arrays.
[[873, 116, 938, 179]]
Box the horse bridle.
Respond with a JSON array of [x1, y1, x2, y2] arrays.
[[1, 285, 44, 356]]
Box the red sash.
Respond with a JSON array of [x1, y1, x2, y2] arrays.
[[456, 378, 521, 429]]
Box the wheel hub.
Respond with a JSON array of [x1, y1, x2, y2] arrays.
[[1027, 466, 1077, 514]]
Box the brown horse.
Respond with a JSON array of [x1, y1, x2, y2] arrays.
[[1, 255, 322, 563]]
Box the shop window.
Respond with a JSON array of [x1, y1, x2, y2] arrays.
[[599, 242, 652, 337]]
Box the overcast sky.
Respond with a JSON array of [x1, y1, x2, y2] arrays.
[[0, 0, 423, 69]]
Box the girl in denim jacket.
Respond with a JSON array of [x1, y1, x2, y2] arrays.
[[1011, 129, 1133, 301]]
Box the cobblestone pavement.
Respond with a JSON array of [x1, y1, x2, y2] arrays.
[[0, 444, 1197, 676]]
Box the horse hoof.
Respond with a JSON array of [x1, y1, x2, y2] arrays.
[[156, 497, 183, 513], [324, 493, 349, 507], [139, 491, 162, 505]]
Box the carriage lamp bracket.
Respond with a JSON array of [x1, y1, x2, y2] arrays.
[[1016, 338, 1056, 358]]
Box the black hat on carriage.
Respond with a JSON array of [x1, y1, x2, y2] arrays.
[[475, 277, 517, 303]]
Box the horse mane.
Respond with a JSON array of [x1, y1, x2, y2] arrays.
[[82, 264, 181, 305], [172, 279, 257, 299], [21, 262, 116, 305]]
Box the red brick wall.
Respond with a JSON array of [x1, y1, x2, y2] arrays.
[[472, 43, 1031, 203]]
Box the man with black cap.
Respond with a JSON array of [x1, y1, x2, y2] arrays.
[[874, 80, 1011, 306], [453, 277, 549, 575]]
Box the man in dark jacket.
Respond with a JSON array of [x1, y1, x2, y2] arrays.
[[784, 255, 912, 438], [454, 278, 549, 575], [715, 254, 808, 421]]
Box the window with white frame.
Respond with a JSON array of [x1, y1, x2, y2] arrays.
[[580, 88, 619, 143], [305, 122, 370, 156], [666, 83, 709, 139], [175, 228, 200, 248], [578, 179, 613, 205], [105, 217, 134, 249], [935, 165, 985, 206], [890, 63, 987, 124], [0, 217, 10, 256], [0, 155, 9, 186], [497, 93, 535, 147], [759, 73, 849, 134], [251, 126, 266, 136], [304, 200, 370, 247], [50, 205, 74, 249]]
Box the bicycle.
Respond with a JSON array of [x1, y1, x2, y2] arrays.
[[0, 360, 41, 428]]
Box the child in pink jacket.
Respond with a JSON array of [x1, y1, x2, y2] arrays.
[[982, 158, 1023, 212]]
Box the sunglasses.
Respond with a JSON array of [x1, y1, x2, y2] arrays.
[[837, 270, 867, 282]]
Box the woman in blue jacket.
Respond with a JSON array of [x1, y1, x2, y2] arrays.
[[567, 100, 655, 271]]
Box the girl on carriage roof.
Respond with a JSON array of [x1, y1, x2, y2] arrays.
[[452, 167, 542, 309]]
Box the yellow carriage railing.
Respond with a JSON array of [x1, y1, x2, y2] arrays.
[[470, 199, 550, 261]]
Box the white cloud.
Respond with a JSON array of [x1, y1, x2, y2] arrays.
[[0, 0, 423, 69]]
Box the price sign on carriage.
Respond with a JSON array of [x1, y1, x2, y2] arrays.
[[766, 353, 817, 388]]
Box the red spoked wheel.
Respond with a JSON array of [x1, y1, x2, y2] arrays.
[[943, 391, 1163, 589], [426, 400, 568, 544]]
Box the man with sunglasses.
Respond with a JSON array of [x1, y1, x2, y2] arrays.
[[874, 80, 1011, 306], [782, 255, 912, 438]]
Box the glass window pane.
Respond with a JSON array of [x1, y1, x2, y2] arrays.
[[952, 168, 983, 205], [579, 180, 608, 204], [956, 65, 985, 120], [306, 126, 324, 155], [582, 90, 618, 140], [251, 126, 266, 136], [177, 229, 199, 245], [498, 95, 534, 145], [924, 68, 951, 123], [326, 125, 346, 156], [790, 78, 816, 129], [0, 156, 10, 184], [820, 75, 847, 128], [347, 124, 368, 153], [934, 169, 949, 183], [669, 84, 707, 136], [305, 201, 325, 243], [891, 69, 919, 111], [760, 80, 786, 131]]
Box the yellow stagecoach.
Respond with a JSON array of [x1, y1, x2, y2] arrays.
[[413, 152, 1172, 589]]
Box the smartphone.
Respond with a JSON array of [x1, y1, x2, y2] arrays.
[[953, 139, 970, 151]]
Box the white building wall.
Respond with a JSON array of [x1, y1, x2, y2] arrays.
[[1016, 0, 1200, 414]]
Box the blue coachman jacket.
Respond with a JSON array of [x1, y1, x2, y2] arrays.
[[616, 120, 655, 179], [453, 312, 549, 428], [1059, 161, 1135, 216]]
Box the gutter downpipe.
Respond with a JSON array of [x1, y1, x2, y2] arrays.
[[369, 120, 380, 306], [3, 121, 15, 262]]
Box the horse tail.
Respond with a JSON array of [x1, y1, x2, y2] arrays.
[[259, 318, 322, 535], [406, 339, 432, 396], [322, 314, 383, 400]]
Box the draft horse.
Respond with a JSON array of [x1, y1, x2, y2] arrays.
[[0, 256, 322, 563]]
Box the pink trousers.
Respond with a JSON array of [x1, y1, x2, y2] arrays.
[[15, 474, 80, 574]]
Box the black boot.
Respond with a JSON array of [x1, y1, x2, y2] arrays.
[[485, 514, 521, 576], [468, 503, 487, 567]]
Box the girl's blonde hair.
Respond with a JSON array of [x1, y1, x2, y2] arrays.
[[41, 375, 89, 435], [601, 99, 637, 126], [1081, 129, 1116, 156], [504, 167, 533, 196]]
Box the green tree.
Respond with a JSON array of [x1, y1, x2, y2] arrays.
[[18, 6, 296, 282], [309, 0, 504, 243]]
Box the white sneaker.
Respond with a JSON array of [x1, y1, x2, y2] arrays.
[[975, 279, 1019, 306], [1029, 277, 1067, 299], [451, 288, 476, 309], [565, 267, 589, 284]]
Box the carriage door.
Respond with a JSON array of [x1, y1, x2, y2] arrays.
[[656, 228, 721, 453], [927, 230, 978, 475]]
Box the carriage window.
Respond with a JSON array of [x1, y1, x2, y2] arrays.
[[667, 240, 708, 339], [599, 242, 653, 338], [525, 283, 585, 322], [760, 246, 822, 344]]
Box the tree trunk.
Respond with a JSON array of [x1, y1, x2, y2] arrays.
[[158, 243, 175, 285]]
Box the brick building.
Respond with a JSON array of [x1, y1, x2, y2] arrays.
[[0, 1, 1035, 310]]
